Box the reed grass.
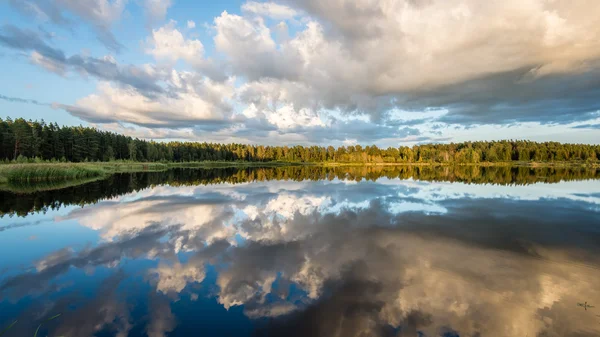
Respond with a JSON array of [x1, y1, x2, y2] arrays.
[[0, 320, 17, 336], [0, 313, 62, 337], [0, 161, 300, 185], [33, 314, 61, 337], [96, 162, 169, 172], [0, 162, 170, 185], [2, 165, 105, 183]]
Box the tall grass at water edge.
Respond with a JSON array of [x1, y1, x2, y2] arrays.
[[2, 165, 105, 183], [0, 162, 169, 184], [0, 313, 62, 337]]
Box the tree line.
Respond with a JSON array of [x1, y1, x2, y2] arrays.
[[2, 117, 599, 163], [2, 165, 598, 217]]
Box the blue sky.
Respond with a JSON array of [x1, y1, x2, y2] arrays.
[[1, 0, 599, 146]]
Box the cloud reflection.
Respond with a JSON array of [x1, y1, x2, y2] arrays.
[[1, 178, 600, 336]]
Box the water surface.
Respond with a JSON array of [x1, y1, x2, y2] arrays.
[[1, 166, 600, 337]]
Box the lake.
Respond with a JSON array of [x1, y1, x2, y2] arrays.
[[1, 166, 600, 337]]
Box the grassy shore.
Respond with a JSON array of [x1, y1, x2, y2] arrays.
[[1, 164, 105, 183], [1, 160, 597, 187], [0, 162, 171, 184], [0, 161, 305, 185]]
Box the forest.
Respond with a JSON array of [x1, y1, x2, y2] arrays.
[[1, 117, 599, 164]]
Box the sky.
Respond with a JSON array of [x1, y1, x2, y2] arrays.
[[0, 0, 599, 147]]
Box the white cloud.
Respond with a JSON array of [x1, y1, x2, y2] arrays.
[[242, 103, 325, 130], [213, 0, 600, 125], [59, 185, 218, 237], [65, 72, 235, 127], [92, 123, 198, 140], [266, 105, 325, 129], [237, 79, 325, 130], [146, 21, 204, 63], [151, 262, 206, 294], [8, 0, 600, 144], [213, 11, 307, 82], [264, 193, 329, 218], [241, 1, 297, 20]]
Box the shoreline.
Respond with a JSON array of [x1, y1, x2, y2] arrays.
[[316, 161, 599, 168], [1, 160, 598, 191], [0, 161, 303, 186]]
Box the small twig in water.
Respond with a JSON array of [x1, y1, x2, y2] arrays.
[[0, 321, 17, 336], [33, 314, 62, 337], [578, 302, 595, 311]]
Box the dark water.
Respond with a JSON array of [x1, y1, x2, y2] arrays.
[[1, 166, 600, 337]]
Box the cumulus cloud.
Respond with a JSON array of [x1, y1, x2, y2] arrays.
[[146, 21, 204, 63], [144, 20, 228, 81], [214, 11, 303, 81], [231, 78, 432, 144], [241, 103, 325, 130], [242, 1, 298, 20], [54, 69, 236, 128], [4, 0, 600, 143], [215, 0, 600, 125]]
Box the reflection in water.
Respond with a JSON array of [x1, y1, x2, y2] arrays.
[[579, 302, 596, 311], [1, 167, 600, 336], [1, 165, 599, 217]]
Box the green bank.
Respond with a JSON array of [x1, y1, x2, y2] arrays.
[[2, 160, 597, 186], [0, 162, 165, 184], [0, 161, 303, 187]]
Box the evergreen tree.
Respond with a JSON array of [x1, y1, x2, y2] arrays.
[[0, 116, 598, 165]]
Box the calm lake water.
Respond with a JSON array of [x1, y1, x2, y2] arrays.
[[1, 166, 600, 337]]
